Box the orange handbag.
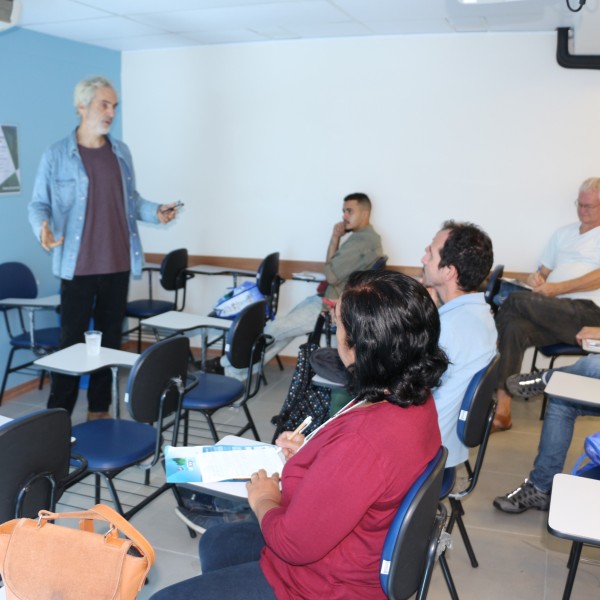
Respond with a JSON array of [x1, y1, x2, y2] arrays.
[[0, 504, 155, 600]]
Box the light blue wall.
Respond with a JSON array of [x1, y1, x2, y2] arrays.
[[0, 28, 120, 393]]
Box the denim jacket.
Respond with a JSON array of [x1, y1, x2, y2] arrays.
[[28, 130, 160, 280]]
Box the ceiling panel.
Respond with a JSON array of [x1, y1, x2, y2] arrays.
[[8, 0, 595, 52]]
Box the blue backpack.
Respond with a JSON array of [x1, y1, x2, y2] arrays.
[[212, 281, 264, 319], [571, 432, 600, 478]]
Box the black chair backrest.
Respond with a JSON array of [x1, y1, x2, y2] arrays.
[[369, 255, 388, 270], [125, 336, 190, 424], [160, 248, 188, 291], [457, 355, 499, 448], [0, 262, 37, 301], [0, 409, 71, 520], [226, 300, 268, 370], [380, 446, 447, 600], [256, 252, 280, 296], [484, 264, 504, 312]]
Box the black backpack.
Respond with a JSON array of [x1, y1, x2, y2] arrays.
[[271, 314, 332, 443]]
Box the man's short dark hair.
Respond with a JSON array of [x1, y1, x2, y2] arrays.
[[438, 220, 493, 292], [344, 192, 371, 211]]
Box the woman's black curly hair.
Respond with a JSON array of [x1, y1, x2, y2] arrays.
[[340, 270, 448, 407]]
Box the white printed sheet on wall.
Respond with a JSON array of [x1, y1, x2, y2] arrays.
[[0, 125, 20, 195]]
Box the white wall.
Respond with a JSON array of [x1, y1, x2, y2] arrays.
[[121, 32, 600, 352]]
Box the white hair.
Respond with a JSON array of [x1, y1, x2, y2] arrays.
[[73, 76, 115, 110]]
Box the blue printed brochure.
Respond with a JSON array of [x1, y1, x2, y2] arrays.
[[165, 444, 285, 484]]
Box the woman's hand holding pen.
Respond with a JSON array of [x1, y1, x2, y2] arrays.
[[247, 469, 281, 525], [274, 416, 312, 459], [275, 431, 306, 459]]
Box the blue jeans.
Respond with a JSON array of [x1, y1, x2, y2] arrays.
[[529, 355, 600, 492], [222, 294, 323, 378], [149, 522, 277, 600]]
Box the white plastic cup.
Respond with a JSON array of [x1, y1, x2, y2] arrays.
[[84, 330, 102, 356]]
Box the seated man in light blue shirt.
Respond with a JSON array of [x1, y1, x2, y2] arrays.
[[422, 221, 497, 468]]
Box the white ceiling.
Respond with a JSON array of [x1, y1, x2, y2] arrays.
[[11, 0, 599, 53]]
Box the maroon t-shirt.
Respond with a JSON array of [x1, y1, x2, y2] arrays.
[[75, 142, 130, 276]]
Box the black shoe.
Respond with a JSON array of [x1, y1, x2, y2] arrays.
[[506, 371, 549, 398], [493, 480, 550, 513], [203, 357, 225, 375]]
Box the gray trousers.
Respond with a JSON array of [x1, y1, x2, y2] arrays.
[[495, 291, 600, 390]]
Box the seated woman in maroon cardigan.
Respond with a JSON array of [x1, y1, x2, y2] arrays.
[[151, 270, 448, 600]]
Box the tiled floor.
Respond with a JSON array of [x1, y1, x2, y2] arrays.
[[1, 361, 600, 599]]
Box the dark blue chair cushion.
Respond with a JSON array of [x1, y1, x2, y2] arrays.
[[10, 327, 61, 349], [183, 372, 245, 411], [72, 419, 156, 471], [538, 343, 586, 357], [126, 299, 176, 319]]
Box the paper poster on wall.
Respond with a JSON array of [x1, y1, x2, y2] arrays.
[[0, 125, 20, 195]]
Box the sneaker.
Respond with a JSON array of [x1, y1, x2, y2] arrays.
[[174, 506, 225, 534], [175, 505, 253, 534], [179, 488, 250, 515], [178, 489, 218, 512], [505, 370, 550, 398], [493, 480, 550, 513]]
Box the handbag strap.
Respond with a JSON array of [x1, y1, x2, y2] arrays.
[[38, 504, 155, 568]]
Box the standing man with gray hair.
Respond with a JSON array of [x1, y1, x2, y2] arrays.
[[28, 76, 180, 419]]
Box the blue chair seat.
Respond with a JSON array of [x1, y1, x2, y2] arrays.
[[183, 372, 244, 411], [538, 342, 586, 357], [0, 261, 62, 404], [69, 337, 189, 518], [181, 301, 269, 444], [10, 327, 61, 349], [72, 419, 156, 471], [125, 299, 176, 319], [124, 248, 189, 353]]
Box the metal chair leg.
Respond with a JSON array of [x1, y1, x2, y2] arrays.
[[562, 542, 582, 600], [205, 413, 221, 443], [0, 348, 17, 404], [95, 473, 102, 504], [243, 404, 261, 441], [439, 552, 460, 600], [449, 498, 478, 568], [98, 473, 125, 516]]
